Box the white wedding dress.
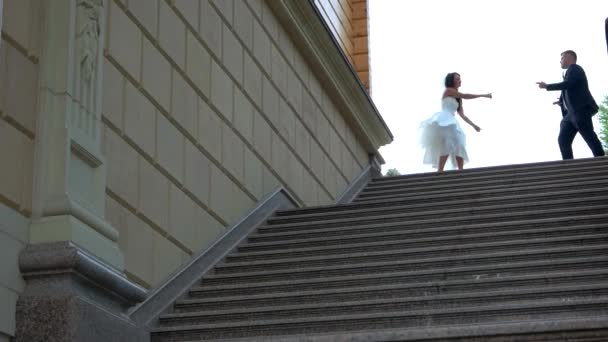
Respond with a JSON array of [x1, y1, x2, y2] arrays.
[[419, 96, 468, 168]]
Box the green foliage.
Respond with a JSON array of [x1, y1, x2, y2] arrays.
[[385, 168, 401, 177], [599, 95, 608, 150]]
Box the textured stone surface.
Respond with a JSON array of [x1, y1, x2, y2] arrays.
[[15, 242, 147, 342], [16, 295, 148, 342]]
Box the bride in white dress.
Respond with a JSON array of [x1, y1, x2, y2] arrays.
[[420, 72, 492, 171]]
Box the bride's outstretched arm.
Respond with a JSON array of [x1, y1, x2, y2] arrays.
[[461, 93, 492, 100], [457, 107, 481, 132], [445, 88, 492, 100]]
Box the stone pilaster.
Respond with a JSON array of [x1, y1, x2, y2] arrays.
[[16, 1, 147, 341], [30, 0, 121, 269]]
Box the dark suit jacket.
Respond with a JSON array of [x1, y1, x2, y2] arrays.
[[605, 17, 608, 56], [546, 64, 598, 117]]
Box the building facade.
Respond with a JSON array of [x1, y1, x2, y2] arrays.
[[0, 0, 391, 340]]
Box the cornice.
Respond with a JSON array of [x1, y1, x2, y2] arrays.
[[266, 0, 393, 156]]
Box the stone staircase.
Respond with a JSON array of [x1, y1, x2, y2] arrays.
[[150, 157, 608, 341]]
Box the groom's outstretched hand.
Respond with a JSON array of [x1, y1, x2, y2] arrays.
[[536, 82, 547, 89], [486, 93, 492, 99]]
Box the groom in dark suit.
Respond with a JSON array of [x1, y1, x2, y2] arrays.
[[537, 50, 605, 159]]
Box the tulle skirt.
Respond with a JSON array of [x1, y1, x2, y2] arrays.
[[419, 111, 468, 168]]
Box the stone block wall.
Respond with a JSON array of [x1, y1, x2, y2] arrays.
[[101, 0, 370, 289]]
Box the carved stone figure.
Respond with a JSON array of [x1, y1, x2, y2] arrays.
[[77, 0, 103, 82]]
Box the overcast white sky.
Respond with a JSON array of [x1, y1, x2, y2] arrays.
[[369, 0, 608, 174]]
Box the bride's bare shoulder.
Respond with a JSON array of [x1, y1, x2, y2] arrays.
[[444, 87, 459, 97]]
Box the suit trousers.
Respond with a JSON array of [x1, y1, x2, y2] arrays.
[[558, 114, 605, 159]]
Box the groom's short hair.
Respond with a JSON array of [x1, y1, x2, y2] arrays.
[[562, 50, 577, 62]]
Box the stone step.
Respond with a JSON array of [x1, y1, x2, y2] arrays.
[[196, 317, 608, 342], [247, 214, 608, 245], [355, 177, 608, 205], [269, 185, 608, 224], [201, 245, 608, 285], [183, 268, 608, 310], [150, 297, 608, 340], [277, 176, 608, 217], [258, 202, 608, 235], [231, 223, 608, 262], [362, 163, 608, 193], [356, 182, 608, 205], [360, 169, 608, 199], [369, 157, 607, 185], [196, 256, 608, 296], [217, 234, 608, 274], [162, 283, 608, 326]]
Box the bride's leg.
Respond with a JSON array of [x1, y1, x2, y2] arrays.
[[455, 156, 464, 170], [438, 155, 449, 172]]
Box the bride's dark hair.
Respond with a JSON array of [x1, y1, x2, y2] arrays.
[[444, 72, 460, 88], [444, 72, 462, 111]]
